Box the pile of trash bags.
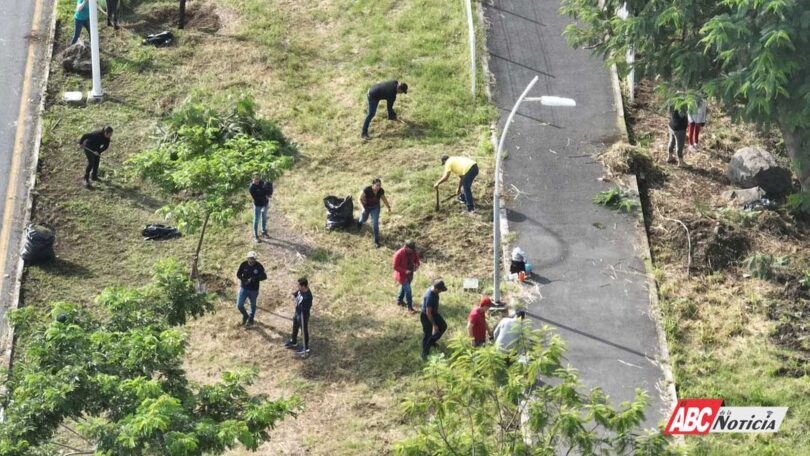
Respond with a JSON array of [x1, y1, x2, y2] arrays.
[[324, 195, 354, 230], [22, 225, 55, 264]]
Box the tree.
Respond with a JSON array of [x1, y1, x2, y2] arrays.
[[395, 329, 675, 455], [561, 0, 810, 211], [129, 94, 295, 278], [0, 258, 299, 455]]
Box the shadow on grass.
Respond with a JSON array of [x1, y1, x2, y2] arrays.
[[29, 257, 93, 279], [296, 312, 426, 383], [103, 179, 165, 212]]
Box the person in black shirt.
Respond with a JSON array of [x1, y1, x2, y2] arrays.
[[356, 178, 392, 248], [667, 105, 688, 166], [420, 279, 448, 360], [235, 251, 267, 326], [78, 126, 113, 188], [248, 174, 274, 243], [284, 277, 313, 356], [361, 80, 408, 139]]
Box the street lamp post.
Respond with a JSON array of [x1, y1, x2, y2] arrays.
[[492, 76, 576, 304], [87, 0, 103, 101]]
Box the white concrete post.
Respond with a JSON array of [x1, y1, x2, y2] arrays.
[[464, 0, 476, 100], [88, 0, 103, 100]]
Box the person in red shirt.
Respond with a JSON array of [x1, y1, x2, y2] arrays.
[[392, 240, 420, 313], [468, 295, 493, 346]]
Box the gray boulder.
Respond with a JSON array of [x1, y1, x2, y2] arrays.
[[61, 41, 109, 75], [62, 41, 92, 74], [725, 147, 792, 194]]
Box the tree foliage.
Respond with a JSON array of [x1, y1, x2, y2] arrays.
[[0, 258, 299, 455], [561, 0, 810, 199], [395, 329, 676, 455], [129, 93, 295, 234]]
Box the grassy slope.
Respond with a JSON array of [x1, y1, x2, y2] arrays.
[[625, 82, 810, 455], [27, 0, 494, 454]]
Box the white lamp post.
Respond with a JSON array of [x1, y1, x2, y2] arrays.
[[464, 0, 476, 99], [88, 0, 103, 101], [493, 75, 576, 304]]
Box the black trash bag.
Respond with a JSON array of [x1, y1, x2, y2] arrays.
[[22, 225, 56, 264], [324, 195, 354, 230], [142, 31, 174, 47], [142, 224, 182, 241]]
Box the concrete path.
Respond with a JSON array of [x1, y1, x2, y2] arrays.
[[483, 0, 669, 427], [0, 0, 54, 357]]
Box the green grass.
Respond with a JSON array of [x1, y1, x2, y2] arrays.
[[630, 84, 810, 455], [24, 0, 495, 453]]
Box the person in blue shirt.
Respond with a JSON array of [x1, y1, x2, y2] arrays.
[[420, 279, 448, 360], [284, 278, 313, 356], [71, 0, 91, 45]]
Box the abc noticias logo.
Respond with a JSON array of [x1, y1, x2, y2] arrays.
[[664, 399, 788, 435]]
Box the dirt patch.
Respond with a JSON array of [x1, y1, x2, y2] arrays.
[[130, 3, 221, 37]]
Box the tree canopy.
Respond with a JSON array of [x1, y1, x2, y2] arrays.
[[0, 258, 299, 455], [561, 0, 810, 208], [395, 328, 675, 455]]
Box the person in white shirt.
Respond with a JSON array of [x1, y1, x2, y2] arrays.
[[688, 98, 708, 150], [493, 310, 528, 354]]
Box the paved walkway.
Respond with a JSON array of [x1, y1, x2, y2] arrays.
[[484, 0, 668, 427], [0, 0, 53, 358]]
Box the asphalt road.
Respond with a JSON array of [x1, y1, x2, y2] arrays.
[[484, 0, 669, 428], [0, 0, 35, 210], [0, 0, 52, 358]]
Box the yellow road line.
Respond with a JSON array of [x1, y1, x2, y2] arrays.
[[0, 0, 44, 301]]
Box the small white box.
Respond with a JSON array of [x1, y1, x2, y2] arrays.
[[463, 278, 479, 291]]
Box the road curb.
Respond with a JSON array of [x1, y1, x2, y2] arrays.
[[609, 64, 679, 421], [1, 0, 59, 374]]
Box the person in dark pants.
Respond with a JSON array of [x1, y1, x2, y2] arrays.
[[420, 279, 448, 360], [467, 295, 493, 347], [434, 155, 479, 213], [248, 174, 274, 243], [361, 80, 408, 139], [78, 126, 113, 188], [357, 178, 391, 248], [285, 278, 313, 356], [392, 240, 420, 313], [105, 0, 120, 29], [667, 105, 688, 166], [70, 0, 90, 45], [235, 251, 267, 327]]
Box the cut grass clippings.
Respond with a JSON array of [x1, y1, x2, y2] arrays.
[[23, 0, 495, 454], [627, 80, 810, 455]]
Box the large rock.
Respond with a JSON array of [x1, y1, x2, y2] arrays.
[[61, 42, 109, 75], [61, 41, 93, 74], [725, 147, 792, 194]]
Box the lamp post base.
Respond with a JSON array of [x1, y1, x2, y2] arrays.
[[86, 91, 103, 103]]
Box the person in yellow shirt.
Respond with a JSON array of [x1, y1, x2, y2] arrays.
[[433, 155, 479, 213]]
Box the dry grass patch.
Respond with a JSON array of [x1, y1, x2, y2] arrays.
[[628, 80, 810, 454]]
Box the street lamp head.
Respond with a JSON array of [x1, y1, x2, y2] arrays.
[[524, 96, 577, 107]]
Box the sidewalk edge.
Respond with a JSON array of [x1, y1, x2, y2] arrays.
[[2, 0, 59, 375], [609, 64, 679, 421]]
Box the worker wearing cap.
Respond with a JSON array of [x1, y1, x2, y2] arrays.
[[235, 251, 267, 326], [433, 155, 479, 213], [467, 295, 493, 346], [420, 279, 448, 360]]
